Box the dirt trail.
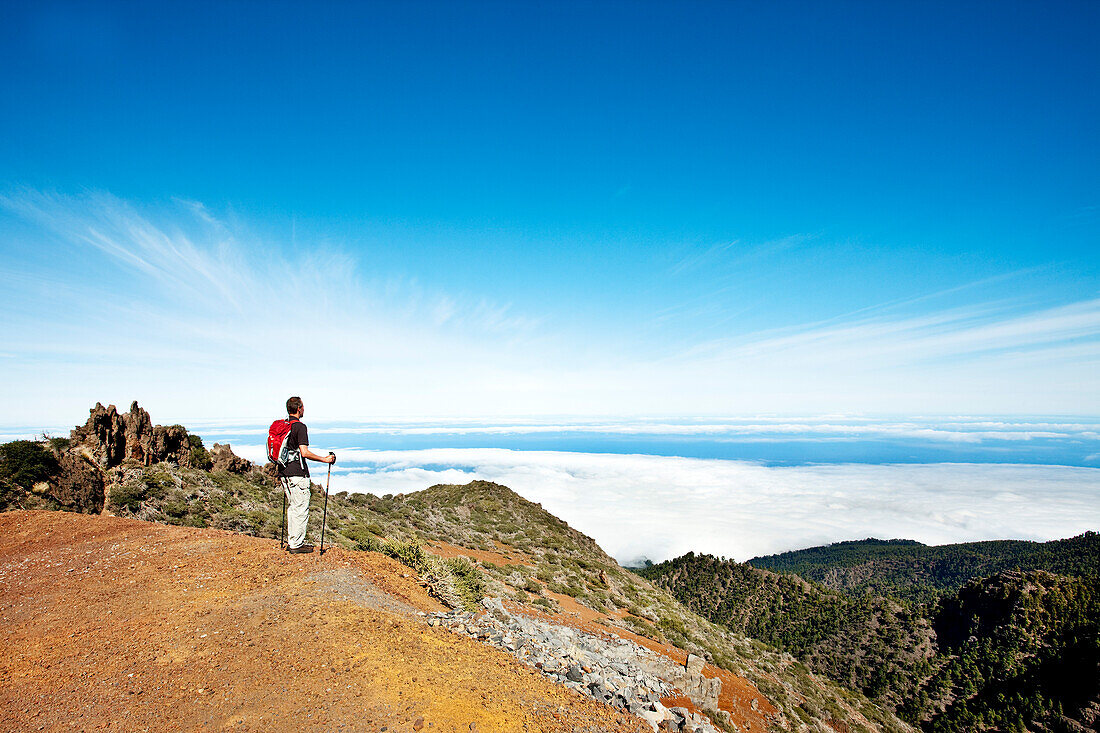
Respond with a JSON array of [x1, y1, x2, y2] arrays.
[[0, 511, 646, 733]]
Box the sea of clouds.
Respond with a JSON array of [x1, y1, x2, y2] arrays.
[[228, 443, 1100, 564], [9, 415, 1098, 564]]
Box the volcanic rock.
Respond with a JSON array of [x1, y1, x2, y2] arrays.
[[210, 443, 251, 473], [51, 450, 105, 513], [70, 401, 192, 469], [70, 402, 127, 468]]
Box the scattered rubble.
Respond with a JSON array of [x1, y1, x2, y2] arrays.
[[429, 597, 722, 733]]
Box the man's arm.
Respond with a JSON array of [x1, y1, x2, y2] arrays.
[[299, 445, 336, 464]]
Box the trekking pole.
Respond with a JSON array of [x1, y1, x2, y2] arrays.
[[279, 477, 286, 550], [319, 452, 335, 558]]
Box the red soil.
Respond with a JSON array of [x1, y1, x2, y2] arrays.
[[428, 540, 535, 568], [0, 511, 648, 733]]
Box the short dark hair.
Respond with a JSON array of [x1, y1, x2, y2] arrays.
[[286, 396, 303, 415]]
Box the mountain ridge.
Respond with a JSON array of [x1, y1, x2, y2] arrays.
[[0, 401, 914, 732], [747, 533, 1100, 604]]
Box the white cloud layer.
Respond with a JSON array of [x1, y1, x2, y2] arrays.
[[231, 444, 1100, 564]]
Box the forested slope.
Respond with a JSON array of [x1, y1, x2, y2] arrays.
[[640, 551, 1100, 731], [747, 534, 1100, 604]]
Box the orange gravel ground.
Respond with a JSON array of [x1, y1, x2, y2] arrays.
[[0, 511, 648, 733], [427, 542, 534, 568]]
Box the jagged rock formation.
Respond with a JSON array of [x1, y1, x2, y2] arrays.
[[0, 402, 254, 516], [71, 401, 192, 469], [51, 401, 199, 512]]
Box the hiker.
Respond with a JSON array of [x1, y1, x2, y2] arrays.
[[271, 396, 335, 554]]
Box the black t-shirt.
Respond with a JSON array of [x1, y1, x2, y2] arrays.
[[279, 419, 310, 478]]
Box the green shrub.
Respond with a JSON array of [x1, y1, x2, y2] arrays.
[[163, 501, 188, 518], [110, 479, 148, 512], [47, 436, 71, 452], [188, 434, 212, 470], [531, 596, 555, 613], [658, 614, 688, 638], [446, 557, 485, 608], [359, 537, 485, 611], [342, 522, 381, 550], [619, 615, 661, 639], [381, 537, 425, 567], [0, 440, 60, 489]]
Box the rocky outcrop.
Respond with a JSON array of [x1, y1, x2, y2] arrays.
[[150, 424, 191, 467], [70, 402, 192, 469], [122, 403, 154, 463], [429, 598, 722, 733], [210, 443, 251, 474], [658, 653, 721, 715], [40, 401, 244, 514], [70, 403, 127, 468], [51, 451, 106, 513]]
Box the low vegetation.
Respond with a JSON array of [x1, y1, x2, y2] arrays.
[[0, 440, 63, 511]]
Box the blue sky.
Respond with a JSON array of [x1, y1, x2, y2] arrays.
[[1, 1, 1098, 424]]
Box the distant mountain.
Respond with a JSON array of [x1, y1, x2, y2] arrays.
[[640, 545, 1100, 731], [622, 558, 656, 570], [747, 534, 1100, 604]]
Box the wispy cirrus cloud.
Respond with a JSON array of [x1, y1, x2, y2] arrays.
[[2, 188, 1098, 422], [685, 298, 1100, 367], [647, 294, 1100, 415], [0, 189, 555, 422]]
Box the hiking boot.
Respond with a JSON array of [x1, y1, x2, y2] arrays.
[[287, 544, 314, 554]]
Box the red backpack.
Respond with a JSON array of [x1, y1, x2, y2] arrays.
[[267, 418, 295, 467]]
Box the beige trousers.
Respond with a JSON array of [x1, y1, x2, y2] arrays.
[[283, 476, 312, 548]]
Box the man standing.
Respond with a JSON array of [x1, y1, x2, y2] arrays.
[[279, 396, 335, 554]]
